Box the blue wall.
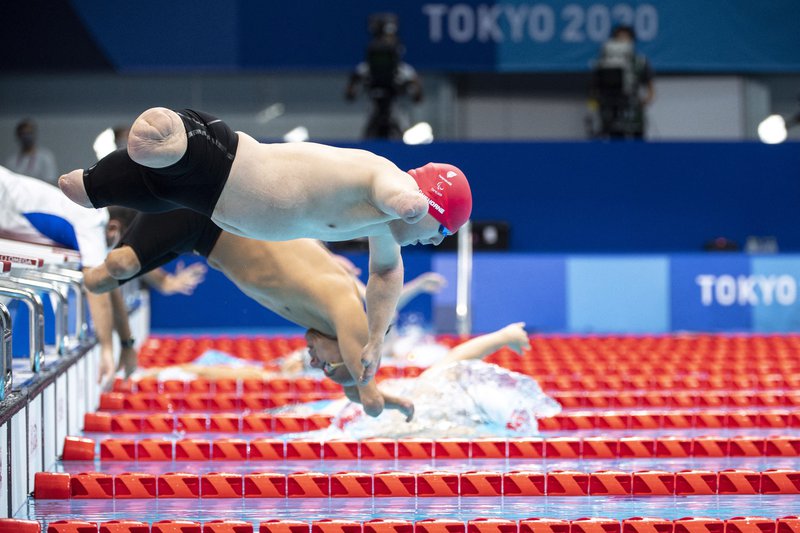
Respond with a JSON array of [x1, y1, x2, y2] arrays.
[[18, 1, 800, 72], [348, 141, 800, 253]]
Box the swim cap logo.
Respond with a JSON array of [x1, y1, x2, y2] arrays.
[[427, 197, 445, 214], [419, 188, 446, 214], [432, 174, 452, 197]]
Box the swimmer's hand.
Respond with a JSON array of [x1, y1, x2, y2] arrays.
[[165, 261, 207, 295], [501, 322, 531, 354], [359, 342, 383, 384], [98, 348, 116, 391], [414, 272, 447, 294], [399, 399, 415, 422], [333, 254, 362, 277]]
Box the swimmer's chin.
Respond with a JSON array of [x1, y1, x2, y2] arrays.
[[397, 236, 422, 247], [387, 222, 414, 246]]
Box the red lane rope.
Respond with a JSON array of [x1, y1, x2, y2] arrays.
[[33, 468, 800, 499], [81, 409, 800, 434], [112, 374, 800, 394], [8, 516, 800, 533], [62, 435, 800, 462], [97, 390, 800, 412]]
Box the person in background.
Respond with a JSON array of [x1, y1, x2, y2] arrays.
[[5, 118, 58, 184], [0, 164, 129, 388], [589, 25, 654, 139]]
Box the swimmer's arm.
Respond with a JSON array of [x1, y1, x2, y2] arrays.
[[83, 285, 115, 387], [139, 364, 277, 380], [343, 265, 443, 313], [396, 272, 447, 311], [85, 246, 142, 294], [434, 322, 531, 369], [344, 386, 414, 422], [110, 287, 137, 378], [84, 262, 120, 293], [87, 243, 195, 296], [361, 234, 404, 383], [329, 304, 384, 416]]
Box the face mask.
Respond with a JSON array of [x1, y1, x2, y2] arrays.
[[18, 133, 35, 150]]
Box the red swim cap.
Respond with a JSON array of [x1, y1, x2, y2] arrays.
[[407, 162, 472, 233]]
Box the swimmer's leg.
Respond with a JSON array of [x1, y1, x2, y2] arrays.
[[127, 107, 188, 168], [60, 147, 179, 211], [430, 322, 530, 370], [58, 168, 94, 208], [60, 107, 185, 208]]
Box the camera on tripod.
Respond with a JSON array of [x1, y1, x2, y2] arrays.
[[345, 13, 423, 139]]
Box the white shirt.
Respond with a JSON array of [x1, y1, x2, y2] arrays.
[[5, 148, 58, 186], [0, 165, 109, 267]]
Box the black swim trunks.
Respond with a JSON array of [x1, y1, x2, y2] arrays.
[[117, 209, 222, 284], [83, 109, 239, 216]]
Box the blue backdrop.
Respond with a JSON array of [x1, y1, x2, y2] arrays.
[[11, 0, 798, 73], [343, 141, 800, 253]]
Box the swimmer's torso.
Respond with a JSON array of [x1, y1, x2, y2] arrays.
[[207, 234, 365, 337], [212, 134, 396, 242]]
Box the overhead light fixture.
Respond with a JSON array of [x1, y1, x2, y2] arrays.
[[283, 126, 309, 143], [93, 128, 116, 160], [403, 122, 434, 145], [758, 114, 788, 144]]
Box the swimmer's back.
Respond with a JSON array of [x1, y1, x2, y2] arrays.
[[212, 134, 397, 242]]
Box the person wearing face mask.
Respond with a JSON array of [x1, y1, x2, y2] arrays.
[[5, 118, 59, 185], [590, 25, 655, 139]]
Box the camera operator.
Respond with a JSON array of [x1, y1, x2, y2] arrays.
[[345, 13, 423, 140], [589, 25, 654, 139]]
